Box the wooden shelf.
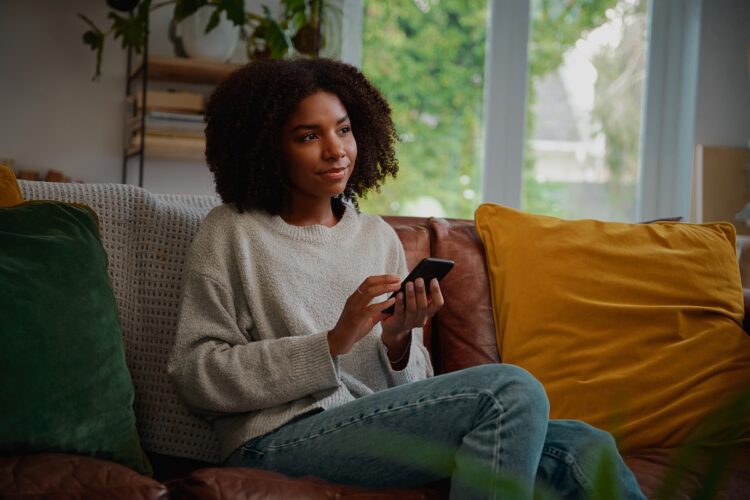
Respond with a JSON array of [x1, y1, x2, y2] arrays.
[[128, 135, 206, 162], [130, 56, 243, 85]]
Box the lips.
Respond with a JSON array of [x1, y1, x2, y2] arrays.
[[317, 166, 349, 180]]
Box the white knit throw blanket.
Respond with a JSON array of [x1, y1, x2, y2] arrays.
[[19, 181, 224, 463]]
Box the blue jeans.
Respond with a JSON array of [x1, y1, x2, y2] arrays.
[[225, 365, 645, 500]]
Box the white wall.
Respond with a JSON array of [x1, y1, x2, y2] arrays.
[[0, 0, 748, 196], [0, 0, 263, 196], [694, 0, 750, 149], [0, 1, 127, 185]]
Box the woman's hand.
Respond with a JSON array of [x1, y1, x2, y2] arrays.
[[327, 274, 401, 356], [381, 277, 444, 340]]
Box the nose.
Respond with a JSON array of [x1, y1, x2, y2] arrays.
[[323, 133, 345, 160]]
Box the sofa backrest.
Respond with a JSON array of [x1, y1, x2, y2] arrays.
[[382, 216, 500, 373], [428, 218, 500, 371], [18, 181, 501, 465]]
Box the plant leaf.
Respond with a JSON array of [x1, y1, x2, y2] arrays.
[[291, 11, 307, 30], [282, 0, 307, 20], [109, 11, 145, 53], [136, 0, 152, 19], [78, 13, 106, 80], [204, 9, 220, 33], [77, 12, 102, 32], [217, 0, 245, 26], [264, 19, 292, 59], [173, 0, 207, 21], [82, 29, 104, 50]]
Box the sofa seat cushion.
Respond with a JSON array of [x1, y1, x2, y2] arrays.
[[475, 203, 750, 454], [172, 466, 448, 499], [0, 454, 167, 500]]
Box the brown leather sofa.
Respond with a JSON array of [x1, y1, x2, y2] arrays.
[[2, 215, 749, 499]]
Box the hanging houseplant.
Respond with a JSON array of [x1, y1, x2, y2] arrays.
[[79, 0, 327, 80]]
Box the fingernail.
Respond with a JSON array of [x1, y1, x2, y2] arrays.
[[431, 278, 438, 287], [416, 278, 424, 288], [406, 282, 414, 291]]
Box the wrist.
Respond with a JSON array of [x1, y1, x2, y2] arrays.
[[381, 328, 411, 352], [381, 326, 412, 341], [327, 329, 350, 357], [387, 334, 412, 368]]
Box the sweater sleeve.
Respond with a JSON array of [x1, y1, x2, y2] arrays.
[[169, 270, 341, 417], [377, 225, 435, 385]]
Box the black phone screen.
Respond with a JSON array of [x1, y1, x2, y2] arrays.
[[382, 257, 455, 314]]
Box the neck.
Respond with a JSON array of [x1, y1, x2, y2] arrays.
[[280, 197, 341, 227]]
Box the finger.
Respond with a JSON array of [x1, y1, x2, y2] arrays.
[[357, 275, 401, 298], [369, 297, 396, 320], [394, 291, 405, 316], [403, 281, 418, 324], [428, 278, 444, 312], [363, 274, 401, 286], [414, 278, 429, 311]]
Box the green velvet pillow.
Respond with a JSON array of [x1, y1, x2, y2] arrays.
[[0, 201, 151, 474]]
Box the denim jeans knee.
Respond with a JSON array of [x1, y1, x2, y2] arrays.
[[459, 364, 550, 419]]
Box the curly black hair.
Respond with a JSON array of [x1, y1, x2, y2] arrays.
[[204, 58, 399, 214]]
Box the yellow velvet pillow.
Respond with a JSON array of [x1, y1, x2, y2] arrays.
[[475, 203, 750, 453], [0, 164, 23, 207]]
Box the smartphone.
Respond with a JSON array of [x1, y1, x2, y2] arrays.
[[382, 257, 455, 314]]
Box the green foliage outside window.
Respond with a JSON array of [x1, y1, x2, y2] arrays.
[[359, 0, 487, 218], [360, 0, 644, 221]]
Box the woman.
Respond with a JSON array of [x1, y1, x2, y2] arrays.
[[168, 58, 644, 499]]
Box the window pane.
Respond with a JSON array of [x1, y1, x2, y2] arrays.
[[523, 0, 648, 221], [359, 0, 488, 218]]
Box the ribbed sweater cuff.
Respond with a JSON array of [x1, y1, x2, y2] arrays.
[[290, 331, 340, 392]]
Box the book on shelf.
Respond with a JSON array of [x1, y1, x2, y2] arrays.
[[146, 110, 204, 123], [127, 117, 205, 137], [130, 133, 205, 147], [129, 133, 206, 160], [135, 89, 204, 114], [137, 129, 204, 140]]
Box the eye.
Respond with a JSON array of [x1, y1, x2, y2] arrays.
[[339, 125, 351, 135], [300, 132, 317, 142]]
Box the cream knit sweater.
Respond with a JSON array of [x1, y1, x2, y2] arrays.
[[168, 203, 434, 461]]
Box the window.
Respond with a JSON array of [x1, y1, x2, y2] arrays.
[[523, 0, 648, 221], [357, 0, 701, 221], [358, 0, 489, 218]]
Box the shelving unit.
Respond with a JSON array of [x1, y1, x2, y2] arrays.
[[123, 31, 242, 186], [130, 56, 242, 84]]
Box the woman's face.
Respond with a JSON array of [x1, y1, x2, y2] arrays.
[[280, 91, 357, 204]]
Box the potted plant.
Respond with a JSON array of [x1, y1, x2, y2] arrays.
[[79, 0, 328, 80]]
